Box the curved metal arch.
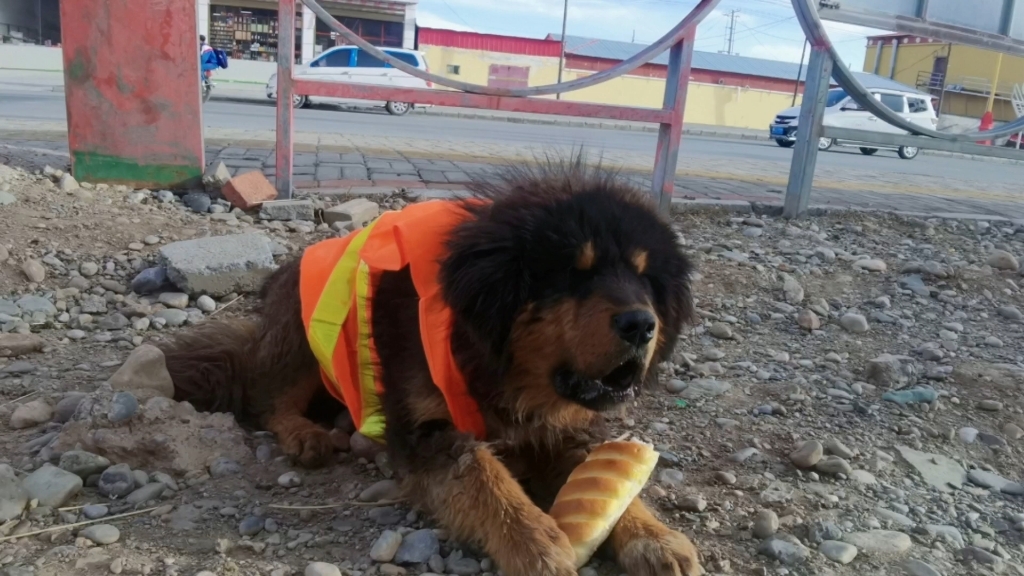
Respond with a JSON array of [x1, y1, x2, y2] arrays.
[[300, 0, 721, 98], [791, 0, 1024, 142]]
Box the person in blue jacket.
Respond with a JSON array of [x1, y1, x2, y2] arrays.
[[200, 35, 219, 82]]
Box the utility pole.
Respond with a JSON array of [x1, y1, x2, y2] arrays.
[[792, 39, 807, 106], [719, 10, 738, 55], [556, 0, 568, 100]]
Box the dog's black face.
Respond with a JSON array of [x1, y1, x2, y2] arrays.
[[441, 161, 693, 416]]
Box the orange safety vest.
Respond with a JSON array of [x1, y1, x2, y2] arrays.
[[299, 200, 487, 443]]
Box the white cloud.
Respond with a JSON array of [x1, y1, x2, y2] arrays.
[[417, 10, 477, 32]]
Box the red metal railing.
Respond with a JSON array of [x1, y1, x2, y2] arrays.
[[276, 0, 721, 213]]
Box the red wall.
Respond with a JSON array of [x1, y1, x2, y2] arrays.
[[418, 28, 562, 57], [565, 55, 805, 93]]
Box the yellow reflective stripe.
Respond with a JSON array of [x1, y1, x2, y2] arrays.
[[307, 221, 379, 385], [355, 259, 386, 441]]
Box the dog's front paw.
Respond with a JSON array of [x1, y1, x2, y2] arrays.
[[280, 426, 335, 468], [494, 512, 578, 576], [617, 527, 701, 576]]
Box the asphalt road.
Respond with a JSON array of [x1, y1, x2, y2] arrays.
[[1, 87, 1021, 187]]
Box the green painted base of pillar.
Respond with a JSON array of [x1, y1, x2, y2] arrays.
[[72, 151, 202, 189]]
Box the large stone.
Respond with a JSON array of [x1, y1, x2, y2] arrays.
[[866, 354, 916, 388], [758, 535, 809, 565], [15, 295, 56, 316], [967, 469, 1014, 491], [259, 199, 315, 221], [160, 234, 276, 297], [796, 309, 820, 330], [902, 559, 942, 576], [98, 464, 135, 498], [59, 450, 111, 479], [853, 259, 887, 272], [782, 274, 804, 304], [125, 483, 166, 506], [789, 440, 823, 469], [370, 530, 403, 562], [678, 379, 732, 400], [324, 199, 380, 230], [819, 541, 858, 564], [79, 524, 120, 545], [58, 173, 80, 192], [896, 445, 965, 492], [843, 530, 912, 555], [9, 399, 53, 429], [0, 464, 28, 521], [21, 259, 45, 282], [131, 267, 170, 295], [0, 333, 44, 357], [988, 249, 1020, 271], [394, 528, 440, 564], [21, 464, 83, 507], [839, 313, 869, 333], [107, 345, 174, 399], [183, 192, 212, 214]]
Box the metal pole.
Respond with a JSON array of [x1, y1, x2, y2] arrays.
[[275, 0, 296, 199], [888, 38, 899, 79], [652, 33, 694, 214], [37, 0, 42, 44], [792, 39, 807, 107], [556, 0, 568, 100], [871, 38, 883, 74], [987, 52, 1004, 113], [783, 46, 833, 219]]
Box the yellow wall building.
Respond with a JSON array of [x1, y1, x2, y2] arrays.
[[864, 34, 1022, 121], [417, 30, 824, 131]]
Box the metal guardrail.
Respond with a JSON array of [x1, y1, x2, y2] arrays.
[[792, 0, 1024, 142], [275, 0, 722, 213], [822, 127, 1024, 161]]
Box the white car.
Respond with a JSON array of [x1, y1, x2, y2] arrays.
[[267, 46, 432, 116], [769, 88, 938, 159]]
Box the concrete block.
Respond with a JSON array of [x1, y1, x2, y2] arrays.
[[259, 199, 315, 221], [160, 234, 276, 297], [324, 199, 380, 229], [670, 198, 752, 215], [202, 161, 232, 194], [222, 171, 277, 210]]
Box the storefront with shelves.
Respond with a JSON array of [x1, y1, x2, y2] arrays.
[[198, 0, 416, 63]]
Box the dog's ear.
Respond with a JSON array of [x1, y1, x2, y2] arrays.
[[440, 216, 527, 360]]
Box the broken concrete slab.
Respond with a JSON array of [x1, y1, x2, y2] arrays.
[[202, 161, 231, 195], [160, 233, 276, 297], [259, 199, 315, 222], [896, 445, 966, 493], [324, 198, 380, 229]]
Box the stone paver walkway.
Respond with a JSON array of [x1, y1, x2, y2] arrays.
[[2, 121, 1023, 220]]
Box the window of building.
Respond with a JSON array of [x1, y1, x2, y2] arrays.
[[209, 5, 301, 63], [879, 93, 906, 112], [447, 64, 461, 75], [314, 17, 403, 55]]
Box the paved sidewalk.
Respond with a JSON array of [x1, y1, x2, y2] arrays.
[[2, 121, 1024, 220]]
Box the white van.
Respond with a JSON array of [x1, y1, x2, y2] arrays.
[[769, 88, 938, 159], [266, 46, 432, 116]]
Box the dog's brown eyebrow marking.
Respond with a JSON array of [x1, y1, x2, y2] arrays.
[[632, 250, 648, 274], [576, 241, 595, 270]]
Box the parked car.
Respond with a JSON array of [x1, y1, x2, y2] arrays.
[[267, 46, 432, 116], [769, 88, 938, 160]]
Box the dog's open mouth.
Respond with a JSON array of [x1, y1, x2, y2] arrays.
[[555, 358, 645, 410]]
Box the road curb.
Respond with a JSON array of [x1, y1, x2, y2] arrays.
[[671, 198, 1023, 224]]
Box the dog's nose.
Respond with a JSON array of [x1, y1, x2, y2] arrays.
[[613, 310, 657, 346]]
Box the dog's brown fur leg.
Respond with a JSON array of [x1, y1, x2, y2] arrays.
[[403, 441, 577, 576], [609, 498, 701, 576], [262, 369, 335, 468]]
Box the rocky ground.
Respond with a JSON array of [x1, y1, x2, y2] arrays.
[[1, 161, 1024, 576]]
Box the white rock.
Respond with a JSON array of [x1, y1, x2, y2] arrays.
[[843, 530, 912, 555], [9, 399, 53, 429], [819, 540, 858, 564], [840, 313, 869, 333], [304, 563, 342, 576], [278, 471, 302, 488], [853, 259, 887, 272], [988, 250, 1019, 271]]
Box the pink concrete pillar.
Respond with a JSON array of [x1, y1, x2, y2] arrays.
[[60, 0, 204, 188]]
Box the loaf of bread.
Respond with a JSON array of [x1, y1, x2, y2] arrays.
[[549, 440, 660, 568]]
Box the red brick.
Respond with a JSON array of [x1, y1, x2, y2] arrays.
[[222, 171, 277, 210]]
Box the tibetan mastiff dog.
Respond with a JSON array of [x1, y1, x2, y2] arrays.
[[161, 157, 698, 576]]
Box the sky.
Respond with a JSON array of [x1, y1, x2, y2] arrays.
[[415, 0, 886, 70]]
